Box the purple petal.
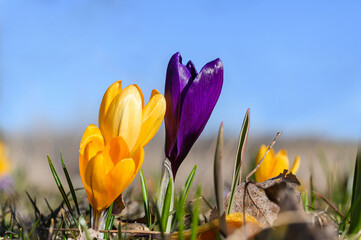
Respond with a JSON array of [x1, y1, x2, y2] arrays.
[[164, 52, 192, 159], [186, 61, 198, 80], [172, 58, 223, 176]]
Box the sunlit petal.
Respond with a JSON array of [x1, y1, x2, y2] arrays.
[[132, 146, 144, 176], [106, 158, 135, 207], [102, 85, 142, 148], [84, 153, 110, 210], [134, 89, 166, 152], [290, 155, 301, 174], [255, 145, 275, 182], [106, 136, 130, 165], [79, 124, 104, 156], [99, 81, 122, 131], [268, 149, 289, 179]]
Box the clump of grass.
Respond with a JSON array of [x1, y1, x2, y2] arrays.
[[2, 117, 361, 240]]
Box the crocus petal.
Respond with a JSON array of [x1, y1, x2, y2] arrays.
[[132, 145, 145, 177], [173, 58, 223, 175], [268, 149, 289, 179], [84, 153, 111, 210], [255, 145, 275, 182], [101, 85, 142, 149], [79, 124, 104, 156], [99, 81, 122, 131], [106, 158, 135, 210], [134, 89, 166, 152], [164, 52, 192, 159], [133, 84, 145, 109], [79, 126, 105, 187], [186, 61, 198, 80], [290, 155, 301, 174], [107, 136, 130, 165]]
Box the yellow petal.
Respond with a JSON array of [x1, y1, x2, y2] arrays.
[[106, 158, 135, 208], [79, 124, 104, 156], [79, 127, 105, 187], [133, 84, 145, 109], [267, 149, 289, 179], [84, 153, 111, 210], [255, 145, 275, 182], [132, 145, 144, 176], [289, 155, 301, 174], [107, 136, 130, 165], [99, 81, 122, 131], [133, 89, 166, 153], [0, 157, 10, 176], [0, 142, 10, 176], [100, 85, 142, 148]]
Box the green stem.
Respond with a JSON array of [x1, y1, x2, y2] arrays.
[[158, 158, 174, 232]]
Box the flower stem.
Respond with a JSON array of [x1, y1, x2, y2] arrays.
[[92, 209, 101, 230], [158, 158, 174, 232]]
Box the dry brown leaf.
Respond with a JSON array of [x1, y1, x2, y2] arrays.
[[112, 194, 126, 215], [252, 179, 338, 240], [212, 170, 301, 227]]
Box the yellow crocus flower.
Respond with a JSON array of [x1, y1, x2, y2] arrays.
[[0, 142, 10, 177], [79, 81, 166, 211], [99, 81, 166, 154], [255, 144, 300, 182]]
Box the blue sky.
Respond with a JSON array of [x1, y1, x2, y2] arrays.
[[1, 0, 361, 140]]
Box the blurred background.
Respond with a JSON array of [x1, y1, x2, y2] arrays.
[[0, 1, 360, 199]]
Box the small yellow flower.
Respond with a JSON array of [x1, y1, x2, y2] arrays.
[[255, 144, 300, 182], [0, 142, 10, 177], [190, 213, 262, 240], [79, 81, 166, 211]]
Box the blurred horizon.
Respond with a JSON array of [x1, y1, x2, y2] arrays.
[[1, 0, 361, 141]]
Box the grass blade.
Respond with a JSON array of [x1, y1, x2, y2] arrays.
[[349, 146, 361, 233], [161, 178, 173, 232], [79, 216, 92, 240], [301, 190, 309, 213], [179, 165, 197, 207], [227, 109, 250, 214], [60, 151, 80, 215], [47, 155, 77, 226], [190, 186, 201, 240], [28, 215, 41, 237], [117, 221, 122, 240], [154, 199, 165, 239], [172, 165, 197, 231], [214, 122, 227, 237], [104, 202, 114, 239], [140, 169, 151, 227]]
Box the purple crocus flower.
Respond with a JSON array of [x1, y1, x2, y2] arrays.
[[164, 52, 223, 176]]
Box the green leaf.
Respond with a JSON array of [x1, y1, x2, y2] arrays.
[[79, 216, 92, 240], [227, 109, 250, 214], [310, 174, 316, 209], [118, 221, 122, 240], [47, 155, 78, 226], [301, 190, 309, 213], [140, 169, 151, 227], [60, 151, 80, 215], [161, 178, 173, 232], [173, 165, 197, 231], [104, 202, 114, 239], [154, 199, 165, 239], [191, 186, 201, 240], [28, 215, 41, 237], [349, 147, 361, 233], [214, 122, 227, 237]]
